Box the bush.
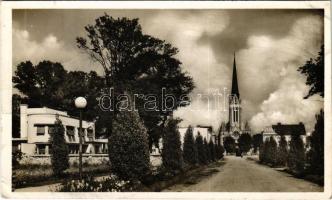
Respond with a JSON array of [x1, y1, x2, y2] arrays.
[[277, 135, 288, 166], [49, 117, 69, 177], [183, 125, 198, 165], [12, 150, 23, 169], [57, 175, 132, 192], [252, 134, 263, 154], [215, 144, 225, 160], [307, 110, 324, 176], [223, 136, 236, 154], [109, 108, 150, 182], [267, 136, 278, 166], [238, 133, 252, 154], [208, 139, 216, 161], [161, 118, 183, 172], [195, 133, 207, 165], [288, 134, 305, 175], [259, 139, 268, 163], [204, 138, 211, 163]]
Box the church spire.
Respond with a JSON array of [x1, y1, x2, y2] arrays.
[[231, 53, 240, 99]]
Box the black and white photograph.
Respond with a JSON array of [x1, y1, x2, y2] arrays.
[[0, 1, 331, 199]]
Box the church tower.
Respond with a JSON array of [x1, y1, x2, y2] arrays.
[[229, 53, 241, 139]]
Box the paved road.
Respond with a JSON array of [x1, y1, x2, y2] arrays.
[[164, 156, 323, 192]]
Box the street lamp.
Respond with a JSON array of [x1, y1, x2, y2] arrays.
[[75, 97, 87, 179]]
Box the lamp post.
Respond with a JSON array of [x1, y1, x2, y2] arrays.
[[75, 97, 87, 179]]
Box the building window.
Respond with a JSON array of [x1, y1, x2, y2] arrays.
[[36, 144, 46, 154], [66, 126, 75, 142], [35, 125, 45, 136], [48, 125, 55, 135], [87, 128, 94, 141]]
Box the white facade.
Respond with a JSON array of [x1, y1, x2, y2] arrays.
[[15, 104, 108, 156], [262, 126, 307, 144]]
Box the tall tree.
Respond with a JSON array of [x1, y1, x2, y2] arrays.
[[195, 133, 206, 165], [298, 45, 324, 99], [252, 133, 263, 154], [162, 118, 183, 171], [108, 104, 150, 181], [204, 138, 211, 163], [267, 136, 278, 166], [208, 139, 216, 161], [277, 135, 288, 167], [223, 136, 236, 154], [183, 126, 198, 165], [76, 14, 194, 147], [307, 110, 324, 175], [288, 134, 305, 175], [238, 133, 252, 154], [49, 116, 69, 177]]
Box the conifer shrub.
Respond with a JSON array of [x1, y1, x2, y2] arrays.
[[161, 118, 183, 172], [268, 136, 278, 166], [109, 109, 150, 181], [195, 133, 207, 165], [288, 134, 305, 175], [183, 125, 198, 165], [49, 117, 69, 177], [208, 139, 216, 161], [277, 135, 288, 166]]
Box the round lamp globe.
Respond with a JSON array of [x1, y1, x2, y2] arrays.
[[75, 97, 87, 109]]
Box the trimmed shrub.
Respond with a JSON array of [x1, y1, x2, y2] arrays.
[[238, 133, 252, 154], [223, 136, 236, 154], [208, 139, 216, 161], [204, 138, 211, 163], [252, 134, 263, 154], [109, 109, 150, 181], [161, 118, 183, 171], [259, 139, 268, 163], [216, 144, 225, 160], [277, 135, 288, 166], [195, 133, 207, 165], [307, 110, 324, 176], [183, 125, 198, 165], [267, 136, 278, 166], [49, 117, 69, 177], [288, 134, 305, 175]]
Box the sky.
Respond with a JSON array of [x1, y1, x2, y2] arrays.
[[12, 9, 324, 133]]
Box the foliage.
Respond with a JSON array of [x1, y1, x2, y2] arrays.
[[288, 134, 305, 175], [12, 150, 23, 169], [57, 175, 132, 192], [252, 134, 263, 153], [208, 139, 216, 161], [223, 136, 236, 154], [277, 135, 288, 166], [215, 144, 225, 160], [183, 126, 198, 165], [259, 139, 268, 163], [307, 110, 324, 176], [266, 137, 278, 166], [49, 117, 69, 177], [298, 45, 324, 99], [195, 133, 207, 165], [76, 14, 194, 148], [238, 133, 252, 154], [204, 138, 211, 163], [109, 108, 150, 181], [162, 118, 183, 171]]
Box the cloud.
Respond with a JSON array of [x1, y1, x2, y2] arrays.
[[245, 15, 324, 132], [12, 28, 102, 74]]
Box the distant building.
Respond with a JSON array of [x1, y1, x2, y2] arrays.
[[262, 122, 307, 144], [12, 104, 108, 156]]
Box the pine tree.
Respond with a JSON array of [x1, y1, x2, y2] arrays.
[[288, 134, 305, 175], [277, 135, 288, 166], [307, 110, 324, 175], [162, 118, 183, 171], [109, 108, 150, 181], [49, 116, 69, 177], [183, 126, 198, 165], [195, 133, 206, 165], [208, 139, 216, 161], [204, 138, 211, 163], [269, 136, 278, 166]]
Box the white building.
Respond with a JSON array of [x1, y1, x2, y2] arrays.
[[13, 104, 108, 156], [262, 122, 307, 144]]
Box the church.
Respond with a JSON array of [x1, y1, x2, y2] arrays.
[[218, 54, 251, 144]]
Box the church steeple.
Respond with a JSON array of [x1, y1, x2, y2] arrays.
[[231, 53, 240, 99]]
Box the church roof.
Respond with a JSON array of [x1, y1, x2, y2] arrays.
[[231, 53, 240, 99]]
